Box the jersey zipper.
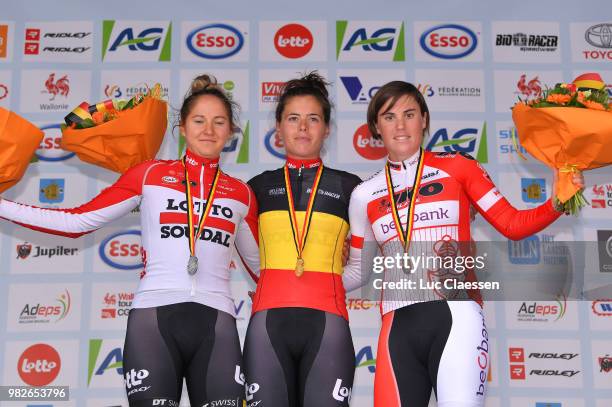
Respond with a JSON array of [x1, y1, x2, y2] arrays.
[[296, 164, 303, 205]]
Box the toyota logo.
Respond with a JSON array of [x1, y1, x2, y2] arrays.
[[585, 23, 612, 49]]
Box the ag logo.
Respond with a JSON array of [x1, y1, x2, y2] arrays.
[[336, 21, 405, 61], [425, 123, 488, 163], [87, 339, 123, 386], [102, 21, 172, 62], [355, 346, 376, 373]]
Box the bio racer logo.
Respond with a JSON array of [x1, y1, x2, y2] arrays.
[[336, 21, 405, 61], [102, 20, 172, 62], [425, 122, 488, 163]]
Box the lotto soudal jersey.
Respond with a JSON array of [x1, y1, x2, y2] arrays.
[[0, 150, 259, 316], [248, 157, 361, 320], [343, 149, 562, 315]]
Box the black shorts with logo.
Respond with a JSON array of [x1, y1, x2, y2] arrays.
[[123, 302, 245, 407]]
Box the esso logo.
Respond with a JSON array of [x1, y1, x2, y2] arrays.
[[18, 343, 61, 386], [186, 24, 244, 59], [99, 230, 143, 270], [264, 128, 285, 159], [353, 124, 386, 160], [35, 124, 76, 162], [420, 24, 478, 59], [274, 23, 313, 59]]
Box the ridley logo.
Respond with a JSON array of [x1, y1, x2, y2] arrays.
[[274, 23, 313, 59], [42, 73, 69, 101], [353, 124, 386, 160], [18, 343, 61, 386]]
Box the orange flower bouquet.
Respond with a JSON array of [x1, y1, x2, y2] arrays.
[[0, 108, 44, 193], [512, 73, 612, 215], [60, 83, 167, 174]]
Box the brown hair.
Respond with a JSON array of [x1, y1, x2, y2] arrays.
[[275, 71, 332, 124], [180, 74, 239, 129], [367, 81, 430, 140]]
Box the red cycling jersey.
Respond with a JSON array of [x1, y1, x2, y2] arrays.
[[0, 150, 260, 316]]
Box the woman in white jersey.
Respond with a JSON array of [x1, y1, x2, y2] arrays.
[[343, 81, 584, 407], [0, 75, 260, 406]]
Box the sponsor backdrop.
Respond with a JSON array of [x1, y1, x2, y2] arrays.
[[1, 1, 611, 406]]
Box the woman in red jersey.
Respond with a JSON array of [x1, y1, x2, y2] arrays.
[[343, 81, 584, 407], [0, 75, 259, 407]]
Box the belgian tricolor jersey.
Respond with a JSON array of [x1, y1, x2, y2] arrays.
[[248, 157, 361, 320]]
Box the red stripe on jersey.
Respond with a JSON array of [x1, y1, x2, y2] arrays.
[[350, 235, 364, 249]]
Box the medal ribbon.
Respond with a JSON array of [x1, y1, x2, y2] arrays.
[[283, 163, 324, 263], [384, 148, 425, 252], [183, 157, 221, 259]]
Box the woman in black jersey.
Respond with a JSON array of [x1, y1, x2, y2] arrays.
[[242, 72, 361, 406]]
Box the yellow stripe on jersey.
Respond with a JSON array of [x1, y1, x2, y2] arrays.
[[258, 210, 349, 275]]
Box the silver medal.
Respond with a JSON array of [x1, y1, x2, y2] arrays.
[[187, 255, 199, 275]]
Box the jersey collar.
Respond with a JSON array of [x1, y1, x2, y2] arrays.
[[285, 156, 322, 169], [387, 149, 421, 171], [184, 149, 220, 171]]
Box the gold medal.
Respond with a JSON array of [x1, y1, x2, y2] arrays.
[[295, 257, 305, 277]]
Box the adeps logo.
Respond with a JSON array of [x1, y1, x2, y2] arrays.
[[102, 21, 172, 61], [336, 21, 405, 61], [88, 339, 123, 386], [425, 122, 488, 163]]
